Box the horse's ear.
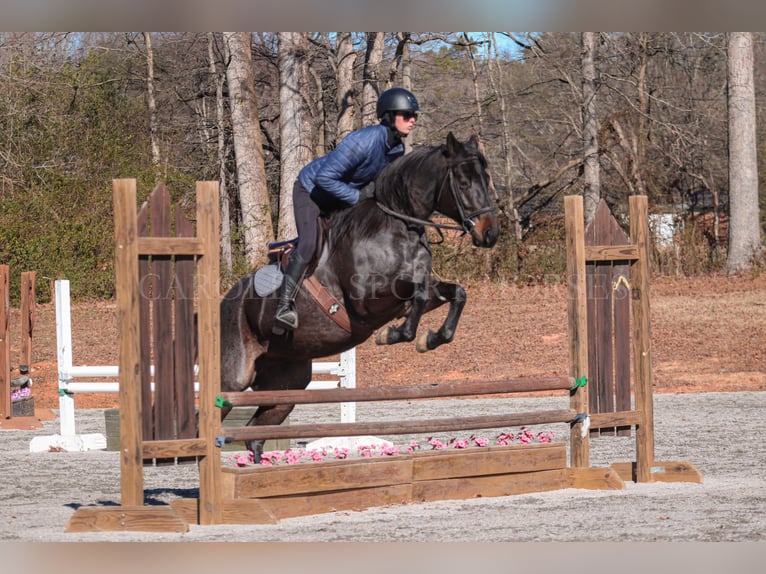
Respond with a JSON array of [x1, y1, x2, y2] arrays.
[[446, 131, 461, 156], [468, 134, 480, 151]]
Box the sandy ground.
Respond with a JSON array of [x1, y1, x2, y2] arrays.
[[2, 392, 765, 543]]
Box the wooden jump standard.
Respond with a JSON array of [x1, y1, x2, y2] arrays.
[[65, 185, 699, 533], [0, 266, 35, 421]]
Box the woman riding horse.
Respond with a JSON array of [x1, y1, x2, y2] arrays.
[[273, 87, 421, 334], [221, 129, 499, 459]]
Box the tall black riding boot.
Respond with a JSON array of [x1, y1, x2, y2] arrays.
[[272, 252, 309, 334]]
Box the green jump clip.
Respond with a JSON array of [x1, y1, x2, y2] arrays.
[[571, 376, 588, 390], [214, 395, 233, 408]]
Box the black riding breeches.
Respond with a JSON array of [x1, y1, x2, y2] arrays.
[[293, 180, 322, 262]]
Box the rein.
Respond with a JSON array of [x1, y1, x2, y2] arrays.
[[374, 156, 497, 235]]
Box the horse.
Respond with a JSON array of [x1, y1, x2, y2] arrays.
[[220, 132, 500, 458]]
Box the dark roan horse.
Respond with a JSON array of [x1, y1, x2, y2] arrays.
[[220, 132, 500, 457]]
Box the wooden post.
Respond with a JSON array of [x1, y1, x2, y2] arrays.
[[20, 272, 35, 369], [565, 196, 590, 468], [113, 179, 144, 506], [629, 195, 655, 482], [0, 265, 9, 419], [195, 181, 223, 525]]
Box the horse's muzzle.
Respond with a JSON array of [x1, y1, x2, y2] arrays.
[[471, 214, 500, 248]]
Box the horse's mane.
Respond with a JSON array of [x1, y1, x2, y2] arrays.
[[328, 144, 444, 245]]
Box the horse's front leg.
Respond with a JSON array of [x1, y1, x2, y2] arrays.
[[414, 280, 467, 352], [375, 277, 430, 346], [244, 404, 295, 462]]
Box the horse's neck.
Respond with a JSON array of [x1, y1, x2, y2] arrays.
[[383, 153, 443, 219]]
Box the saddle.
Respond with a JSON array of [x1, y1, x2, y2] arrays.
[[253, 233, 351, 333]]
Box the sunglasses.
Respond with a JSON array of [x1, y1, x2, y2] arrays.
[[398, 111, 418, 121]]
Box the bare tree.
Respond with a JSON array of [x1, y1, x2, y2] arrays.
[[726, 32, 762, 274], [336, 32, 357, 140], [205, 33, 233, 274], [277, 32, 311, 240], [362, 32, 384, 126], [223, 32, 274, 266], [143, 32, 161, 180], [582, 32, 600, 225]]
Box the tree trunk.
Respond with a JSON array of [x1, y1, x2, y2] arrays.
[[207, 32, 232, 274], [336, 32, 357, 141], [362, 32, 384, 126], [463, 33, 484, 137], [582, 32, 600, 226], [277, 32, 311, 240], [224, 32, 273, 266], [143, 32, 161, 180], [726, 32, 762, 274]]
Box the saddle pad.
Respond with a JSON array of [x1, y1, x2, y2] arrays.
[[253, 264, 283, 297]]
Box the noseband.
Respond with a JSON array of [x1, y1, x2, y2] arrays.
[[375, 156, 498, 235]]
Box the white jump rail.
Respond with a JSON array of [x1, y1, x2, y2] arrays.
[[33, 280, 356, 452]]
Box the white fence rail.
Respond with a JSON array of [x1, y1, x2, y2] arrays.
[[54, 279, 357, 437]]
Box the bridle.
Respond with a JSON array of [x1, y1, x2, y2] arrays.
[[374, 156, 498, 236]]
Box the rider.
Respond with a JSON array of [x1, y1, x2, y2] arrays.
[[272, 86, 420, 334]]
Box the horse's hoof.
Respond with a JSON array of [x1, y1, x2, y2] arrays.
[[415, 331, 431, 353], [375, 329, 389, 345]]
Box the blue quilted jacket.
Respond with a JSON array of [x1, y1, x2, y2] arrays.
[[298, 124, 404, 209]]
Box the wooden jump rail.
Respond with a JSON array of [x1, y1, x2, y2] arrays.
[[0, 266, 36, 421], [65, 187, 700, 534]]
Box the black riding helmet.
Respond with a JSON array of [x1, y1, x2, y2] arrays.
[[376, 87, 420, 119]]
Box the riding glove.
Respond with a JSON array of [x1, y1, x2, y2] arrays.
[[357, 182, 376, 203]]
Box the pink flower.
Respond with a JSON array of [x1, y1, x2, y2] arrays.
[[496, 432, 515, 446], [452, 439, 470, 449], [471, 436, 490, 447], [232, 453, 250, 467], [379, 445, 401, 456], [537, 431, 555, 443], [308, 449, 326, 461], [334, 447, 350, 460], [284, 450, 301, 464], [427, 437, 445, 450]]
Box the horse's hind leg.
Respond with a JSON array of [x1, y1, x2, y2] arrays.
[[414, 280, 466, 352]]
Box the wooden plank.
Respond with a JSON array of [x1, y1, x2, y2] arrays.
[[610, 461, 702, 483], [223, 377, 574, 407], [195, 181, 223, 525], [65, 506, 189, 533], [612, 260, 632, 436], [566, 466, 626, 490], [19, 271, 35, 369], [174, 205, 196, 442], [588, 410, 641, 429], [230, 456, 414, 498], [171, 498, 279, 525], [413, 469, 570, 502], [222, 409, 577, 442], [113, 179, 144, 508], [412, 443, 567, 481], [136, 237, 205, 255], [141, 438, 208, 459], [137, 206, 153, 442], [630, 196, 655, 482], [583, 245, 640, 261], [564, 195, 590, 468], [588, 202, 617, 434], [260, 484, 413, 520], [150, 184, 174, 445], [0, 265, 9, 419]]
